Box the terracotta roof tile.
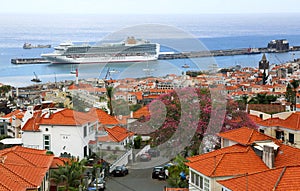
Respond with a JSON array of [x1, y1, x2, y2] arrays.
[[186, 145, 268, 177], [88, 108, 118, 125], [133, 106, 150, 119], [218, 126, 278, 145], [255, 112, 300, 131], [218, 165, 300, 191], [0, 146, 54, 190], [103, 126, 134, 142]]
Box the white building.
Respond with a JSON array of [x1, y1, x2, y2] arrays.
[[21, 107, 118, 159]]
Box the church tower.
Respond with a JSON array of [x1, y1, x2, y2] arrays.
[[259, 53, 269, 75], [259, 53, 270, 85]]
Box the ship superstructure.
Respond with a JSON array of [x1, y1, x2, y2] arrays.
[[41, 37, 160, 64]]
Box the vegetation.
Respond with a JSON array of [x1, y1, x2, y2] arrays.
[[286, 79, 299, 110], [51, 158, 85, 191], [248, 93, 278, 104], [0, 85, 11, 96], [137, 87, 256, 156], [167, 155, 189, 188], [106, 86, 114, 115], [134, 135, 142, 149]]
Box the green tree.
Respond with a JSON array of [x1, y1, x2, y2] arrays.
[[167, 155, 189, 188], [106, 86, 114, 116], [134, 135, 142, 149], [51, 158, 85, 191], [290, 79, 299, 110]]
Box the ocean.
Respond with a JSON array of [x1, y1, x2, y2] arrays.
[[1, 13, 300, 87]]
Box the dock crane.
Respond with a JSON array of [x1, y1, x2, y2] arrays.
[[31, 72, 41, 83]]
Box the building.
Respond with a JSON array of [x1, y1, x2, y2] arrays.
[[252, 111, 300, 148], [0, 146, 54, 191], [21, 107, 119, 159], [218, 165, 300, 191], [186, 127, 300, 191], [267, 39, 289, 52]]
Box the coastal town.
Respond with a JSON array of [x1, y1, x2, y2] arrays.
[[1, 49, 300, 190]]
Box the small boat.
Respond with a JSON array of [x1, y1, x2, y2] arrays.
[[31, 72, 42, 83], [70, 65, 77, 74], [109, 69, 119, 74], [23, 43, 51, 49], [181, 64, 190, 68]]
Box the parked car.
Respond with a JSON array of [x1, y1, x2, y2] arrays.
[[148, 148, 160, 157], [140, 153, 152, 161], [111, 165, 129, 177], [88, 177, 105, 191], [152, 166, 166, 180]]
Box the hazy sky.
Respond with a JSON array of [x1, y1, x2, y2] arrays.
[[1, 0, 300, 14]]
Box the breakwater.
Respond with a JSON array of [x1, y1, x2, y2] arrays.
[[158, 46, 300, 60]]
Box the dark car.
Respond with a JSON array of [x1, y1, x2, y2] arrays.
[[111, 165, 129, 177], [148, 148, 160, 157], [140, 153, 152, 161], [152, 166, 166, 180], [88, 177, 106, 191]]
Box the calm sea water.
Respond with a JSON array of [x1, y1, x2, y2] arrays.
[[1, 13, 300, 87]]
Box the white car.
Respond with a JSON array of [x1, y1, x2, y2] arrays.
[[89, 178, 106, 191]]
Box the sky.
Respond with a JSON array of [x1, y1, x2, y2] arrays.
[[1, 0, 300, 15]]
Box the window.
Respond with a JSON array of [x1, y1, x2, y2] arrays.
[[259, 129, 265, 134], [276, 130, 284, 141], [190, 170, 209, 190], [43, 135, 51, 150], [84, 126, 87, 137], [289, 133, 295, 144]]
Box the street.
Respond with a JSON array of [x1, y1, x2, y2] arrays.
[[105, 168, 168, 191]]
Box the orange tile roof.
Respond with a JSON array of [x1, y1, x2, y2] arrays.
[[88, 108, 119, 125], [103, 126, 134, 142], [133, 106, 150, 119], [1, 109, 24, 119], [186, 144, 268, 177], [22, 109, 98, 131], [21, 111, 43, 131], [217, 127, 278, 145], [90, 126, 134, 143], [50, 157, 71, 168], [0, 146, 54, 190], [256, 112, 300, 131], [218, 165, 300, 191], [275, 144, 300, 167]]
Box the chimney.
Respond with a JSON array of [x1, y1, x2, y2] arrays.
[[262, 145, 275, 168]]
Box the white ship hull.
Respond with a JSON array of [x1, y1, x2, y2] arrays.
[[41, 37, 160, 64], [41, 54, 159, 64]]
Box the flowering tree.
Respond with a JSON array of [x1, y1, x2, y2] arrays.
[[133, 87, 257, 156]]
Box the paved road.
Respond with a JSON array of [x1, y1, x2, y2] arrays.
[[105, 167, 168, 191]]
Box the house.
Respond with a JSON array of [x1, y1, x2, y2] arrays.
[[186, 127, 300, 191], [251, 111, 300, 148], [0, 146, 54, 191], [217, 126, 279, 148], [218, 165, 300, 191], [0, 109, 24, 137], [89, 125, 135, 152], [21, 107, 118, 159]]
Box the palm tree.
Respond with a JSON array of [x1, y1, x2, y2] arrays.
[[51, 158, 85, 190], [291, 79, 299, 110], [106, 86, 114, 116]]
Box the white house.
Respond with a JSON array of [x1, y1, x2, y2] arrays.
[[21, 107, 108, 159]]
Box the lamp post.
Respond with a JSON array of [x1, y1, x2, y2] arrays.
[[99, 143, 102, 159]]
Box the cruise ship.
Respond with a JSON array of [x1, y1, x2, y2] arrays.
[[41, 37, 160, 64]]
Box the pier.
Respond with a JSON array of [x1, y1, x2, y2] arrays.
[[11, 58, 50, 64], [158, 46, 300, 60]]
